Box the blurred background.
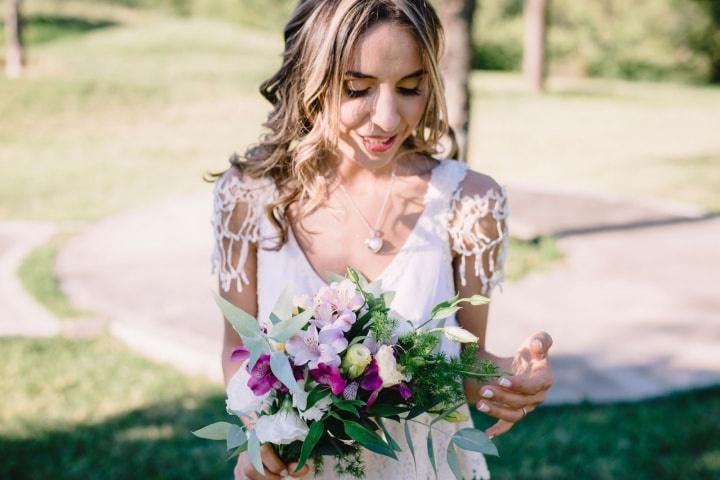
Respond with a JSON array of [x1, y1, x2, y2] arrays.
[[1, 0, 718, 478]]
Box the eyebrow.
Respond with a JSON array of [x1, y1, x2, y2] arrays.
[[344, 69, 426, 81]]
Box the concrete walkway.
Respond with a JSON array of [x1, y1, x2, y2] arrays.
[[0, 221, 60, 336], [43, 184, 720, 403]]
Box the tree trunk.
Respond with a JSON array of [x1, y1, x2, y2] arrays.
[[5, 0, 24, 78], [522, 0, 548, 93], [438, 0, 476, 163]]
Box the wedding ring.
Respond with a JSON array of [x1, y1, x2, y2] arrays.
[[521, 406, 528, 418]]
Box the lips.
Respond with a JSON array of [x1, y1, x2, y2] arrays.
[[360, 134, 397, 153]]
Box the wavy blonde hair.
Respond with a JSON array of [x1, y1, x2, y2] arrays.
[[205, 0, 457, 249]]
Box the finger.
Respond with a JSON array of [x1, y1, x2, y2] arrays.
[[485, 419, 514, 438], [499, 368, 553, 395], [476, 400, 525, 423], [244, 463, 281, 480], [288, 461, 311, 477], [479, 385, 546, 409], [529, 331, 553, 359], [260, 444, 287, 475]]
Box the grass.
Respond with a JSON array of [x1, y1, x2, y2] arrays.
[[506, 236, 565, 282], [1, 335, 718, 480], [15, 230, 91, 319]]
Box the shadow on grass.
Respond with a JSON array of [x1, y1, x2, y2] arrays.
[[0, 15, 118, 46], [0, 393, 234, 480]]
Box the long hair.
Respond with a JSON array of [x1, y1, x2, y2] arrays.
[[205, 0, 457, 250]]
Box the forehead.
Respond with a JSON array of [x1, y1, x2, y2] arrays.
[[347, 21, 423, 79]]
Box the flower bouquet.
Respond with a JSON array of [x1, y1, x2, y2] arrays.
[[194, 267, 506, 478]]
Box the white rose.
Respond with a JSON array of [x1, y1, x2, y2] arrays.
[[254, 404, 309, 445], [225, 361, 273, 416], [375, 345, 410, 388]]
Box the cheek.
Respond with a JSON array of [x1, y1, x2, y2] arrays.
[[339, 100, 368, 132], [400, 95, 427, 127]]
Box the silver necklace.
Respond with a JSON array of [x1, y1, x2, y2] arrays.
[[337, 164, 397, 254]]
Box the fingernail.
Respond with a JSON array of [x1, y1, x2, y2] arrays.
[[280, 469, 288, 476], [489, 434, 495, 440], [478, 402, 490, 412], [482, 388, 494, 399], [499, 377, 512, 387], [533, 339, 544, 351]]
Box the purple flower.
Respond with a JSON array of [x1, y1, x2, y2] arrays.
[[286, 324, 347, 369], [246, 354, 283, 396], [359, 359, 382, 391], [309, 362, 347, 395], [313, 280, 364, 331], [230, 345, 250, 362], [343, 381, 359, 400], [396, 382, 412, 400]]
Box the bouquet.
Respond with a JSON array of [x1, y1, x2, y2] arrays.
[[194, 267, 506, 478]]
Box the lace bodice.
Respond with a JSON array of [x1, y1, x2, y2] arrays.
[[210, 158, 510, 479]]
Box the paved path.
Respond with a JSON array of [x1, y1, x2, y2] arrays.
[[0, 221, 60, 336], [49, 184, 720, 403]]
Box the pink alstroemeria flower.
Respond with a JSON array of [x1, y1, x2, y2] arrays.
[[285, 324, 348, 369], [247, 354, 283, 396], [309, 362, 347, 395], [313, 280, 364, 331]]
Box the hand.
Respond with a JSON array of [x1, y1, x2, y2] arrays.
[[233, 444, 311, 480], [475, 331, 554, 438]]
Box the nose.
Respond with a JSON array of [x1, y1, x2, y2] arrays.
[[370, 85, 400, 133]]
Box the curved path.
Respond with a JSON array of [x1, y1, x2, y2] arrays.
[[53, 185, 720, 403]]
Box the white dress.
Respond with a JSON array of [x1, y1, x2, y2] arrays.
[[211, 158, 510, 479]]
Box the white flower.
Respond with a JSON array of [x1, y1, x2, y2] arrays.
[[226, 361, 274, 416], [254, 403, 309, 445], [299, 395, 332, 422], [441, 326, 479, 344], [375, 345, 410, 388]]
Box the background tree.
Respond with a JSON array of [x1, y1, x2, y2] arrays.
[[522, 0, 548, 93], [5, 0, 24, 78], [437, 0, 476, 162]]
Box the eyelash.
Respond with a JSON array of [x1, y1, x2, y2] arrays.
[[345, 87, 422, 98]]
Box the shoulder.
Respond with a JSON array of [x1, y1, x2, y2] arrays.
[[213, 161, 276, 213], [452, 166, 506, 204]]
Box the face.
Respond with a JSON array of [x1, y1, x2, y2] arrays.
[[335, 21, 428, 169]]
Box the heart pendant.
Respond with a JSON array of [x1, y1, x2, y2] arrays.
[[364, 235, 383, 253]]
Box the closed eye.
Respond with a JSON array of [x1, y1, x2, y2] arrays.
[[344, 87, 422, 98]]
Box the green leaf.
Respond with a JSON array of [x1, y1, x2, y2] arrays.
[[367, 404, 411, 417], [343, 420, 397, 459], [403, 420, 416, 470], [463, 294, 491, 306], [348, 335, 368, 347], [376, 417, 401, 452], [452, 428, 499, 456], [226, 424, 247, 450], [382, 290, 396, 307], [248, 430, 264, 475], [227, 441, 248, 459], [268, 312, 282, 326], [271, 282, 295, 321], [426, 428, 438, 479], [430, 305, 462, 321], [446, 440, 463, 480], [334, 401, 359, 417], [244, 335, 271, 370], [406, 405, 425, 420], [326, 271, 346, 283], [213, 291, 261, 338], [267, 309, 312, 342], [192, 421, 233, 440], [295, 420, 324, 472], [269, 351, 307, 410], [305, 385, 331, 410]]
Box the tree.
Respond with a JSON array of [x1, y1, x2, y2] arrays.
[[522, 0, 548, 93], [5, 0, 24, 78], [438, 0, 477, 162]]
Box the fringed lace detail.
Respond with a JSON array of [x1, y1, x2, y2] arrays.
[[210, 169, 276, 293], [448, 182, 510, 296]]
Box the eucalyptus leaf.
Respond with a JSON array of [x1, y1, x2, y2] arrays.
[[446, 440, 463, 480], [213, 291, 261, 338], [248, 429, 264, 474], [426, 428, 438, 479], [268, 309, 312, 342], [269, 351, 307, 410], [244, 335, 271, 370], [376, 417, 401, 452], [295, 420, 324, 472], [226, 425, 247, 450], [271, 282, 296, 321], [343, 420, 397, 459], [268, 312, 282, 326], [452, 428, 499, 456], [192, 421, 233, 440]]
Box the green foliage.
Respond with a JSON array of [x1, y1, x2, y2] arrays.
[[369, 309, 397, 344]]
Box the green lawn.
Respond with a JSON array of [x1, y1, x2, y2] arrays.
[[1, 335, 718, 480]]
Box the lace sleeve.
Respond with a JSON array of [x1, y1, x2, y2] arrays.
[[448, 180, 510, 296], [210, 167, 275, 293]]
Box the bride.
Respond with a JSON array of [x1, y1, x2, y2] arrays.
[[209, 1, 554, 478]]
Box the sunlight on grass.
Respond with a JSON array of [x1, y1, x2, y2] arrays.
[[506, 236, 565, 282]]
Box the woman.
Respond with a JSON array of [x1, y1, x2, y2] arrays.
[[209, 1, 553, 478]]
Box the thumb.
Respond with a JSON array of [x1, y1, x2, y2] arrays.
[[529, 331, 553, 359]]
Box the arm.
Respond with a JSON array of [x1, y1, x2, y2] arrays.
[[450, 171, 553, 438]]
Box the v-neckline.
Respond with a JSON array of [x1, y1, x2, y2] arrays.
[[288, 159, 446, 287]]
